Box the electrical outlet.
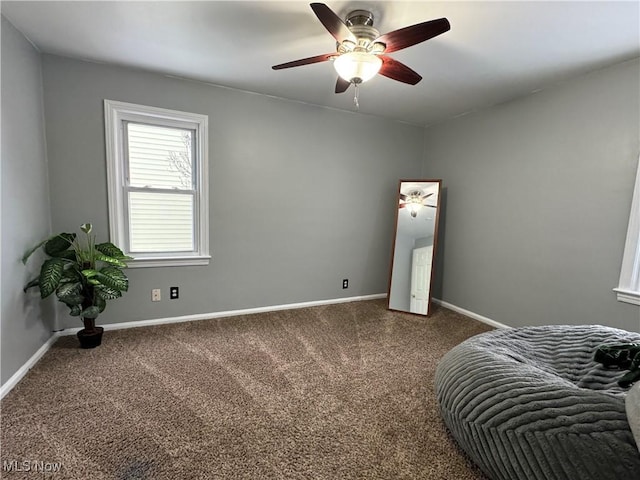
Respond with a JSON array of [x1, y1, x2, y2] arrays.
[[342, 279, 349, 289], [170, 287, 179, 299], [151, 289, 161, 302]]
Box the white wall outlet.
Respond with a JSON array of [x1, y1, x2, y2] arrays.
[[151, 289, 161, 302]]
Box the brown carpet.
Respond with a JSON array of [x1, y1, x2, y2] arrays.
[[1, 299, 491, 479]]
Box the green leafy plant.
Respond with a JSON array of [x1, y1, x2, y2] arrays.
[[23, 223, 131, 332]]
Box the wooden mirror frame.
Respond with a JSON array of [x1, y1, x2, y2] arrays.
[[387, 179, 442, 316]]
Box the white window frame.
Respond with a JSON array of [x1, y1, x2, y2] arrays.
[[104, 99, 210, 268], [614, 154, 640, 305]]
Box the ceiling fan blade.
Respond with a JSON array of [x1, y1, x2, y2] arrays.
[[399, 193, 408, 201], [421, 193, 434, 200], [310, 3, 357, 44], [378, 56, 422, 85], [376, 18, 450, 54], [272, 53, 335, 70], [335, 77, 351, 94]]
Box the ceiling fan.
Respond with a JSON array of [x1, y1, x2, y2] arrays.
[[399, 191, 436, 217], [272, 3, 450, 94]]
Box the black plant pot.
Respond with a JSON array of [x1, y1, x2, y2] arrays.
[[77, 326, 104, 349]]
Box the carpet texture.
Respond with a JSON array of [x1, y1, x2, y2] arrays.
[[1, 299, 491, 479]]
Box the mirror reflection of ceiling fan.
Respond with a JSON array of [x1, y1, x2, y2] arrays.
[[399, 191, 436, 217], [272, 3, 450, 94]]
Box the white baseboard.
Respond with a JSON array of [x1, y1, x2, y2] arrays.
[[433, 298, 511, 330], [57, 293, 388, 336], [1, 294, 388, 398], [0, 332, 61, 400]]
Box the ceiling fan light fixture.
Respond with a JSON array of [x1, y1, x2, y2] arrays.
[[408, 203, 421, 218], [334, 51, 382, 83], [403, 190, 426, 218]]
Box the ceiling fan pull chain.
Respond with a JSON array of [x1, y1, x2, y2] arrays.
[[353, 83, 360, 110]]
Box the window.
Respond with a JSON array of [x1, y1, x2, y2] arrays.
[[104, 100, 209, 267], [614, 154, 640, 305]]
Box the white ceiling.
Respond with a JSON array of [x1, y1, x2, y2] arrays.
[[2, 1, 639, 126]]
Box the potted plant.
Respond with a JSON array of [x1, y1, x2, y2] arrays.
[[22, 223, 131, 348]]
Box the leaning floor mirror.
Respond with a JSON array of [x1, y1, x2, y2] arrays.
[[388, 180, 442, 316]]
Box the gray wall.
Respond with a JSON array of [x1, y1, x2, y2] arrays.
[[415, 236, 433, 249], [41, 55, 424, 328], [1, 17, 55, 385], [423, 59, 640, 332]]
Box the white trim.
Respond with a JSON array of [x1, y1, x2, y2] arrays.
[[0, 333, 61, 400], [432, 298, 511, 329], [57, 293, 389, 335], [104, 99, 209, 267], [613, 288, 640, 306], [615, 154, 640, 304], [126, 255, 211, 268]]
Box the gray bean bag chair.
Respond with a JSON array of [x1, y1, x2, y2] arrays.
[[435, 325, 640, 480]]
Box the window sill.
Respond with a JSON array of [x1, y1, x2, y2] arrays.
[[613, 288, 640, 306], [127, 255, 211, 268]]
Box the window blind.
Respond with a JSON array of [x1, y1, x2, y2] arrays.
[[126, 122, 196, 253]]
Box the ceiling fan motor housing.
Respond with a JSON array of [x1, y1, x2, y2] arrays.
[[346, 10, 374, 27], [338, 10, 384, 54]]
